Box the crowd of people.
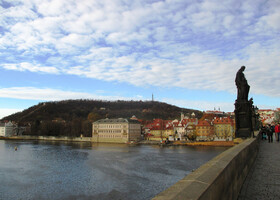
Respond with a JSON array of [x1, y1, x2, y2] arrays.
[[260, 123, 280, 143]]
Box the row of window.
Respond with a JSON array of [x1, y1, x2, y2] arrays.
[[98, 135, 124, 138], [97, 125, 127, 129], [215, 130, 231, 132], [129, 124, 140, 128], [197, 131, 212, 135], [197, 127, 212, 129], [97, 130, 122, 133]]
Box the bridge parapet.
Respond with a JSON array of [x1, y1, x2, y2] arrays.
[[153, 137, 258, 200]]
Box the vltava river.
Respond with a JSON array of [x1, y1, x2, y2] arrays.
[[0, 140, 228, 200]]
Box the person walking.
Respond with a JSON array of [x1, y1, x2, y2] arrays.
[[271, 124, 275, 140], [275, 123, 280, 142], [260, 125, 267, 140], [267, 124, 273, 143]]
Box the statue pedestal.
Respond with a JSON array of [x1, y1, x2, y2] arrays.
[[234, 100, 253, 138]]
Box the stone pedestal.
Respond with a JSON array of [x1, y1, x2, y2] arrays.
[[235, 100, 253, 138]]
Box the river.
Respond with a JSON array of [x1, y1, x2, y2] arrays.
[[0, 140, 228, 200]]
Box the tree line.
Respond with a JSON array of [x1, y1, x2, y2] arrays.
[[26, 119, 92, 137]]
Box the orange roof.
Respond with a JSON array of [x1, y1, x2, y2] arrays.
[[197, 120, 211, 126], [258, 109, 274, 112], [213, 117, 232, 124], [181, 118, 197, 125]]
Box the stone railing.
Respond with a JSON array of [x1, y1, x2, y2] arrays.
[[153, 137, 259, 200]]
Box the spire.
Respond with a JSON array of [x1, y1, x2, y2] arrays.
[[181, 112, 184, 121]]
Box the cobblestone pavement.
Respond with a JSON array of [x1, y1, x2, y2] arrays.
[[238, 136, 280, 200]]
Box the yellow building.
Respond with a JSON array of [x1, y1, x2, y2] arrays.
[[92, 118, 141, 143], [164, 128, 174, 139], [185, 121, 197, 140], [213, 117, 234, 141], [196, 120, 214, 141], [148, 128, 174, 141], [149, 129, 162, 141]]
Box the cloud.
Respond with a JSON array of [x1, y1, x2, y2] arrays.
[[0, 87, 237, 112], [2, 63, 59, 74], [0, 0, 280, 98], [0, 87, 145, 102], [0, 108, 23, 119], [0, 87, 99, 101], [162, 98, 235, 112]]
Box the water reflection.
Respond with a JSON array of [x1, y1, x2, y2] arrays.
[[0, 140, 228, 200]]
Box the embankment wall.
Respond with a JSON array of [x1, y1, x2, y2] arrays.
[[0, 135, 92, 142], [92, 135, 128, 143]]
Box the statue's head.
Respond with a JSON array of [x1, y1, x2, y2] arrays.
[[241, 66, 245, 71]]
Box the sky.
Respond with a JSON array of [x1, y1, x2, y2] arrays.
[[0, 0, 280, 119]]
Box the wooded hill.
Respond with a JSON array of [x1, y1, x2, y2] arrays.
[[2, 100, 202, 137], [3, 100, 202, 122]]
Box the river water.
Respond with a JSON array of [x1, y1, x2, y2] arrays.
[[0, 140, 228, 200]]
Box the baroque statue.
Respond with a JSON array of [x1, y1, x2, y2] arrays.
[[235, 66, 250, 101], [234, 66, 254, 138]]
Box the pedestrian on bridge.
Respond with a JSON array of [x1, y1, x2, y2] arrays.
[[267, 124, 273, 143], [260, 125, 267, 140], [271, 124, 275, 140], [275, 123, 280, 142]]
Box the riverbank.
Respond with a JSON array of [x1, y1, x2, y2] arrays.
[[1, 135, 236, 147], [137, 140, 235, 147], [173, 141, 235, 147], [0, 135, 92, 142]]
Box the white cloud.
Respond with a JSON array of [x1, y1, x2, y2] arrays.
[[2, 63, 59, 74], [36, 0, 71, 17], [0, 87, 144, 102], [0, 108, 23, 119], [162, 98, 235, 112], [0, 0, 280, 99], [0, 87, 96, 101], [60, 34, 90, 47]]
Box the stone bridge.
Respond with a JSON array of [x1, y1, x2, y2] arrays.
[[153, 135, 260, 200]]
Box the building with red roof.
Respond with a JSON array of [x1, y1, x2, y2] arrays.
[[195, 120, 214, 141], [213, 117, 234, 141]]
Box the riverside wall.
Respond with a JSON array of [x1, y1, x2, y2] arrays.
[[92, 135, 128, 143], [0, 135, 92, 142], [1, 135, 131, 144], [153, 137, 259, 200]]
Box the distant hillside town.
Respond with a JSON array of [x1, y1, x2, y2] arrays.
[[92, 110, 236, 144], [1, 106, 280, 144], [91, 108, 280, 144], [258, 108, 280, 125]]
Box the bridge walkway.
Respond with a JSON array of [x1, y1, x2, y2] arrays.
[[238, 136, 280, 200]]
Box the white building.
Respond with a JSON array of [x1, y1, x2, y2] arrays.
[[92, 118, 141, 143], [173, 125, 185, 141], [0, 121, 15, 137]]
